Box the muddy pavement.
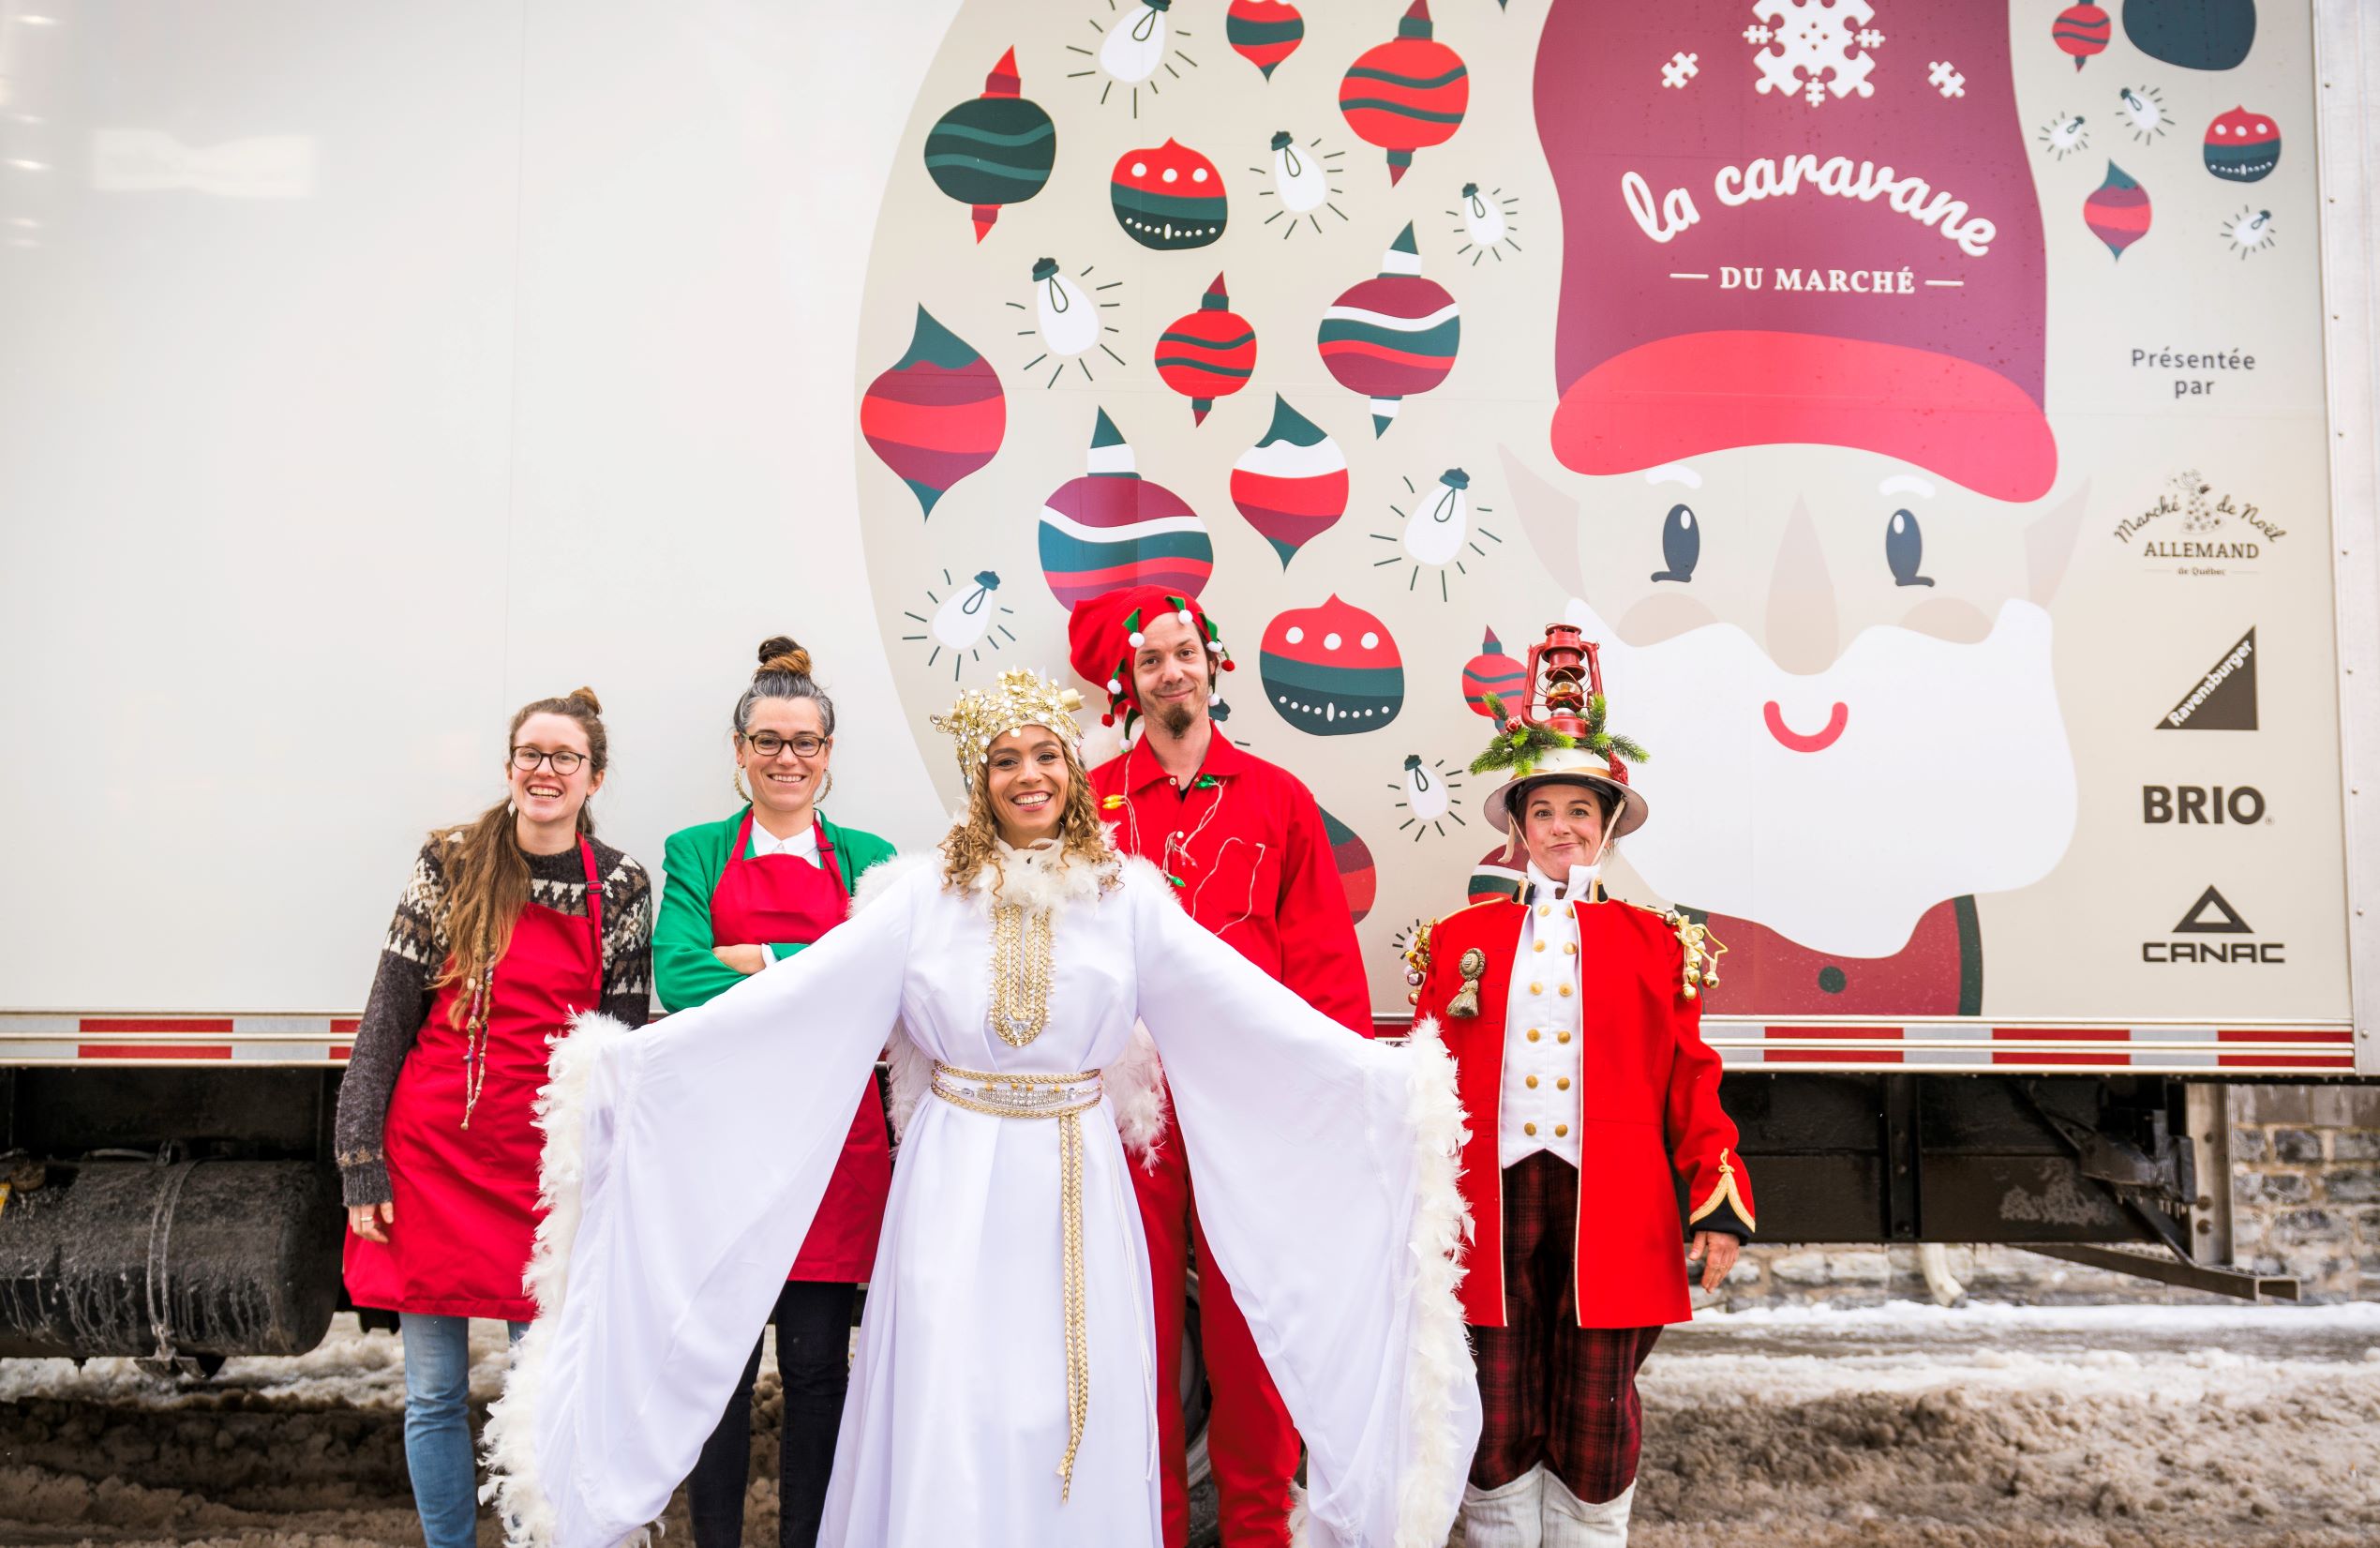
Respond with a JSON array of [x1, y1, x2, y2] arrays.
[[2, 1304, 2375, 1546]]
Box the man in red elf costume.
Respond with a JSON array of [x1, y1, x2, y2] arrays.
[[1406, 624, 1752, 1547], [1066, 584, 1372, 1548]]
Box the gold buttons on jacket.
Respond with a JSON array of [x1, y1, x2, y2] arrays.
[[1559, 983, 1574, 998], [1564, 942, 1578, 955], [1557, 1077, 1571, 1090], [1531, 982, 1544, 995], [1525, 1075, 1538, 1089], [1557, 1030, 1573, 1045], [1523, 1122, 1538, 1136], [1526, 1029, 1541, 1043], [1534, 940, 1546, 953], [1538, 906, 1551, 918], [1555, 1124, 1569, 1138]]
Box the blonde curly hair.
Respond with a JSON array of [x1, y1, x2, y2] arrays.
[[938, 732, 1118, 899]]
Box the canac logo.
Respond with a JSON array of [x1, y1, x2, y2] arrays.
[[2110, 471, 2286, 578], [2143, 785, 2268, 824], [2158, 627, 2257, 731], [2142, 885, 2285, 965]]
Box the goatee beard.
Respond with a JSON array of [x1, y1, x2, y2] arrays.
[[1155, 700, 1197, 738]]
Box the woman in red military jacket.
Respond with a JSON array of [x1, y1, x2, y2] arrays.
[[1406, 624, 1750, 1548]]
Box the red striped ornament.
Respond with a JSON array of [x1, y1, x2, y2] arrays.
[[861, 307, 1005, 519], [1339, 1, 1469, 187], [2084, 160, 2151, 259], [1154, 273, 1258, 426], [2051, 3, 2112, 70]]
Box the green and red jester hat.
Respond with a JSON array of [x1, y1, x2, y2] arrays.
[[1066, 584, 1235, 736]]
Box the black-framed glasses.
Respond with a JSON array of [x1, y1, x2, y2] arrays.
[[742, 731, 827, 759], [512, 745, 587, 774]]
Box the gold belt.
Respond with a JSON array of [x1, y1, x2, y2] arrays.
[[930, 1062, 1101, 1501]]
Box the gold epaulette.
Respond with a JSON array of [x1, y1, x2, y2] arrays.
[[1660, 909, 1727, 1000]]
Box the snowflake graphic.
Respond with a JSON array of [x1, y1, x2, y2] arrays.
[[1750, 0, 1882, 108]]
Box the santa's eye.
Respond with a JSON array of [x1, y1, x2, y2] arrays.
[[1650, 503, 1699, 583], [1887, 508, 1934, 588]]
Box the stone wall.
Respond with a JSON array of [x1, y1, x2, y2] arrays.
[[1709, 1083, 2380, 1308]]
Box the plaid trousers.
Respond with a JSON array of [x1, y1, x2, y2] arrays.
[[1468, 1150, 1663, 1504]]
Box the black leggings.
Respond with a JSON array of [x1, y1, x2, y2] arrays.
[[687, 1279, 858, 1548]]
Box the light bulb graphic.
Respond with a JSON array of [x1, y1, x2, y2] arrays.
[[1403, 468, 1469, 566], [1402, 753, 1451, 822], [903, 568, 1016, 680], [1271, 130, 1326, 215], [933, 571, 1002, 653], [1100, 0, 1172, 85], [1033, 258, 1099, 358], [1459, 184, 1504, 247]]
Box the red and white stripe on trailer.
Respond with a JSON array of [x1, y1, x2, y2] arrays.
[[0, 1014, 358, 1066], [1704, 1019, 2358, 1074]]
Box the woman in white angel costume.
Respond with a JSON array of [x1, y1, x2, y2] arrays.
[[483, 668, 1479, 1548]]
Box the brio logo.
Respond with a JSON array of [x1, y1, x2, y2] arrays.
[[2142, 785, 2267, 824]]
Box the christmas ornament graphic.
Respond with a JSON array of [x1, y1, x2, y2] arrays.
[[1259, 596, 1404, 735], [1339, 2, 1470, 186], [1229, 395, 1349, 566], [1226, 0, 1303, 81], [861, 307, 1005, 519], [2221, 205, 2276, 258], [1253, 129, 1347, 238], [1037, 408, 1213, 609], [2052, 4, 2114, 70], [2085, 161, 2152, 259], [1449, 182, 1521, 264], [1748, 0, 1885, 108], [1392, 754, 1464, 840], [2204, 106, 2279, 181], [2037, 112, 2091, 160], [1317, 222, 1460, 437], [922, 49, 1056, 243], [2117, 84, 2171, 143], [1460, 627, 1527, 717], [2124, 0, 2255, 73], [1070, 0, 1200, 117], [1009, 257, 1126, 386], [1111, 139, 1228, 249], [1466, 840, 1525, 905], [1319, 805, 1377, 923], [1371, 468, 1500, 601], [1154, 274, 1258, 426], [901, 568, 1016, 681]]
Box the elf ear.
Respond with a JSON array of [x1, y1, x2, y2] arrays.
[[2025, 478, 2089, 607], [1497, 443, 1587, 599]]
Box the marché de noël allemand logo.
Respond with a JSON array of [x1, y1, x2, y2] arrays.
[[2112, 470, 2285, 574]]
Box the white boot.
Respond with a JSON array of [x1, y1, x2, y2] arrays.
[[1543, 1474, 1634, 1548], [1459, 1465, 1546, 1548]]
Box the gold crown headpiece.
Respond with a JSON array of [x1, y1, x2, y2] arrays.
[[930, 668, 1086, 772]]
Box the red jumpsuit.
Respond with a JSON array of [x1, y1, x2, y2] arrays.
[[1091, 734, 1372, 1548]]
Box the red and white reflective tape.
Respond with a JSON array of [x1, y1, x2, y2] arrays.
[[0, 1014, 358, 1066], [1701, 1020, 2357, 1074]]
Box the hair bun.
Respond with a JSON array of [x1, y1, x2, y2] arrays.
[[756, 635, 813, 679], [566, 685, 604, 714]]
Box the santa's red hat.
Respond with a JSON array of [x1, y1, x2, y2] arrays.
[[1536, 1, 2056, 503], [1065, 585, 1235, 733]]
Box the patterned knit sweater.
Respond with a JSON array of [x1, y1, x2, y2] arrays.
[[335, 834, 654, 1206]]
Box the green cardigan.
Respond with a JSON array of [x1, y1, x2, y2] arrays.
[[654, 809, 899, 1013]]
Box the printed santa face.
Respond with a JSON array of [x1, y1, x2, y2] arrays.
[[1522, 0, 2081, 962]]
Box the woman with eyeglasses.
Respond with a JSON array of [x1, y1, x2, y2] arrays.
[[334, 686, 654, 1548], [652, 637, 898, 1548]]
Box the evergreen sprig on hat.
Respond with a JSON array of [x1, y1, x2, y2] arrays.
[[1467, 691, 1647, 778]]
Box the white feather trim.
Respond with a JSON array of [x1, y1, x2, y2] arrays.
[[1105, 1021, 1171, 1170], [965, 837, 1116, 914], [1393, 1014, 1477, 1548], [479, 1009, 645, 1548]]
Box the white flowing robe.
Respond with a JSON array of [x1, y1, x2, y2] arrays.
[[484, 851, 1476, 1548]]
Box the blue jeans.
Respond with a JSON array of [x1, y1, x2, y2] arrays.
[[399, 1313, 527, 1548]]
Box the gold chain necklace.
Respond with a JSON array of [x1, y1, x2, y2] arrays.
[[988, 902, 1055, 1048]]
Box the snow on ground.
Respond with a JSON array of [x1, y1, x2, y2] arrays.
[[2, 1305, 2377, 1545]]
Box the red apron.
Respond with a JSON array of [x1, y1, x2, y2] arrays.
[[711, 810, 891, 1283], [344, 837, 603, 1320]]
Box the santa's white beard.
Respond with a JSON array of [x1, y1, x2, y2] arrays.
[[1567, 596, 2077, 957]]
